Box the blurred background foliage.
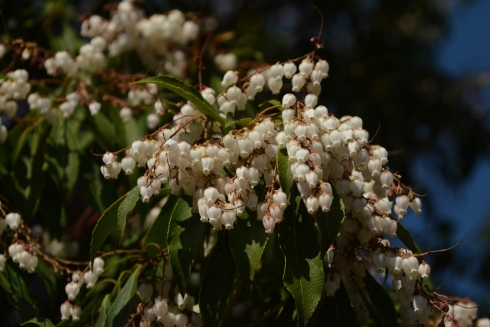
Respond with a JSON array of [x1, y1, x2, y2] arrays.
[[1, 0, 490, 322]]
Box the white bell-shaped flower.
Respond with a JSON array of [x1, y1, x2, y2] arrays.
[[250, 73, 265, 91], [306, 196, 320, 214], [267, 77, 282, 94], [410, 197, 422, 214], [5, 212, 21, 230], [418, 261, 431, 279], [412, 295, 427, 314], [61, 301, 72, 320], [282, 93, 296, 109], [304, 94, 318, 108], [263, 215, 276, 234], [283, 62, 297, 78], [315, 59, 330, 78], [299, 59, 313, 77], [175, 313, 189, 327], [92, 257, 104, 276], [70, 305, 81, 321], [84, 270, 98, 289], [291, 73, 305, 92], [65, 281, 80, 301], [221, 70, 238, 87], [269, 64, 284, 78]]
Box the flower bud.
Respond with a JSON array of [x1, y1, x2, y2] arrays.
[[61, 301, 72, 320], [282, 93, 296, 109], [5, 212, 21, 230], [221, 70, 238, 87], [65, 281, 80, 301], [70, 305, 81, 321], [283, 62, 297, 78]]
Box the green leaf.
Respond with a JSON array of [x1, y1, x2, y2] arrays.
[[229, 214, 268, 288], [107, 265, 142, 326], [116, 186, 140, 243], [135, 76, 225, 126], [21, 317, 55, 327], [167, 196, 204, 295], [135, 76, 226, 126], [235, 118, 252, 127], [0, 264, 38, 320], [225, 112, 235, 128], [95, 294, 112, 327], [276, 148, 293, 196], [364, 272, 398, 327], [144, 195, 178, 257], [200, 238, 236, 327], [316, 189, 344, 256], [396, 221, 422, 254], [90, 186, 139, 263], [316, 282, 358, 327], [278, 193, 324, 326], [12, 125, 33, 164], [93, 112, 116, 148]]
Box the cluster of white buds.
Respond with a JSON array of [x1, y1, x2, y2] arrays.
[[214, 53, 237, 72], [76, 37, 107, 71], [80, 2, 199, 77], [143, 295, 201, 327], [217, 58, 329, 102], [0, 69, 31, 118], [447, 301, 478, 327], [44, 51, 77, 76], [8, 243, 38, 273], [60, 301, 81, 321], [128, 84, 158, 107], [59, 92, 80, 118], [61, 257, 104, 321]]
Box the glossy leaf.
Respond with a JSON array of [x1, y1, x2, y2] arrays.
[[200, 238, 236, 327], [278, 194, 324, 326], [107, 265, 142, 326], [116, 186, 140, 243], [0, 264, 38, 321], [95, 294, 111, 327], [143, 194, 178, 257], [229, 214, 268, 288], [167, 196, 204, 295], [276, 148, 294, 195], [21, 317, 55, 327], [364, 272, 398, 327], [90, 186, 139, 263], [135, 76, 225, 125], [274, 296, 296, 327]]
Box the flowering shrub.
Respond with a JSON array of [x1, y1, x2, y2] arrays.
[[0, 1, 487, 327]]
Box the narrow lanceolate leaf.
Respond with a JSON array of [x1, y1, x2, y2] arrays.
[[20, 317, 55, 327], [316, 189, 345, 256], [116, 186, 140, 243], [349, 275, 384, 327], [278, 194, 324, 326], [135, 76, 225, 126], [276, 148, 294, 195], [167, 196, 204, 296], [95, 294, 111, 327], [107, 265, 142, 326], [143, 194, 178, 257], [317, 282, 358, 327], [396, 220, 422, 254], [90, 186, 139, 263], [229, 214, 268, 288], [200, 239, 236, 327], [0, 264, 38, 321], [364, 272, 398, 327]]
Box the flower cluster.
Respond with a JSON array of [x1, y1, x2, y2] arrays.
[[61, 257, 105, 321], [0, 69, 31, 120]]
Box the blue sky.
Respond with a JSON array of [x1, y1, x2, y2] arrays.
[[401, 0, 490, 315]]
